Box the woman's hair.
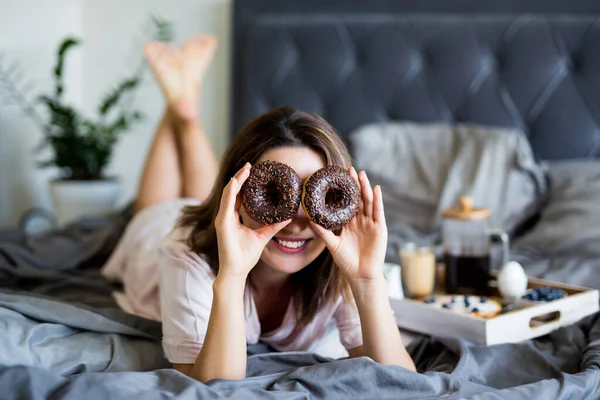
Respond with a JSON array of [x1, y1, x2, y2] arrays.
[[178, 105, 352, 326]]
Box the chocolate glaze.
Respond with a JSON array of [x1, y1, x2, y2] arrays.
[[240, 160, 302, 225], [302, 165, 360, 230]]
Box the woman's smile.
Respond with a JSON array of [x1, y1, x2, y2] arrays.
[[271, 236, 313, 254]]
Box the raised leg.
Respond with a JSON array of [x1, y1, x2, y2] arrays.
[[134, 109, 182, 213], [134, 35, 220, 214]]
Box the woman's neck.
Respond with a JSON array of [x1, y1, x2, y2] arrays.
[[249, 261, 291, 294]]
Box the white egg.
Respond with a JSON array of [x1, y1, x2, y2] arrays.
[[497, 261, 528, 301]]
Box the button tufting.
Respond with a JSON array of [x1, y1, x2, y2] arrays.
[[493, 55, 503, 71], [239, 16, 600, 160], [561, 57, 573, 73], [480, 55, 497, 72], [421, 49, 433, 68], [411, 53, 424, 70], [569, 57, 581, 73]]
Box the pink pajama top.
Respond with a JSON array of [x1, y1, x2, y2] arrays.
[[101, 199, 363, 364]]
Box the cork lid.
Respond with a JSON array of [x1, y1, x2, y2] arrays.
[[442, 196, 490, 220]]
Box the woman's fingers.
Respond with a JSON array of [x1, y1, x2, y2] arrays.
[[255, 219, 292, 243], [373, 185, 385, 223], [310, 221, 339, 251], [348, 166, 360, 185], [348, 166, 365, 215], [234, 162, 252, 184], [358, 170, 374, 218], [218, 163, 251, 221]]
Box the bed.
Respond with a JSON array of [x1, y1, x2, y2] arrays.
[[2, 0, 600, 399]]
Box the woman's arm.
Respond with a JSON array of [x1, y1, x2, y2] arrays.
[[310, 168, 416, 371], [186, 275, 247, 382], [347, 278, 416, 371], [176, 163, 290, 382]]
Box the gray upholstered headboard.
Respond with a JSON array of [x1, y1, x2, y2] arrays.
[[231, 0, 600, 160]]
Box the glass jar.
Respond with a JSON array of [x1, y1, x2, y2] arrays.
[[442, 196, 509, 295]]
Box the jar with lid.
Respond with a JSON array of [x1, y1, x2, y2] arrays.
[[442, 196, 509, 294]]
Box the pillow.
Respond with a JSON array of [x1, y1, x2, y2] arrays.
[[512, 160, 600, 258], [348, 121, 547, 260]]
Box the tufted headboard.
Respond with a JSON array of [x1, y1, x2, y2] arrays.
[[231, 0, 600, 160]]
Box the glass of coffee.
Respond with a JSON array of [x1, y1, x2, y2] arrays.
[[399, 243, 436, 298], [442, 196, 509, 295]]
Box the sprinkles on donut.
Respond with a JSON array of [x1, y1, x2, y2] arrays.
[[240, 160, 302, 225], [301, 165, 360, 230]]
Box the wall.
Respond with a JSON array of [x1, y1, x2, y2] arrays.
[[81, 0, 232, 210], [0, 0, 232, 227], [0, 0, 83, 227]]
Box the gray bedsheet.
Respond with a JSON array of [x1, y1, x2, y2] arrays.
[[2, 211, 600, 399]]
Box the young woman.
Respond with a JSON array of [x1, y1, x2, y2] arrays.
[[101, 35, 416, 383]]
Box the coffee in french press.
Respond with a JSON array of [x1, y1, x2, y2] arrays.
[[442, 196, 509, 295]]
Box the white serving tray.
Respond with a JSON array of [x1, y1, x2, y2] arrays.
[[390, 276, 599, 346]]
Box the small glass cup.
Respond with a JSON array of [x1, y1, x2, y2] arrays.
[[399, 243, 436, 299]]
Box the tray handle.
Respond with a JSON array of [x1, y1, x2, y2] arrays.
[[528, 310, 562, 329]]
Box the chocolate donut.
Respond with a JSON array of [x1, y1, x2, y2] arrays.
[[240, 160, 302, 225], [301, 166, 360, 230]]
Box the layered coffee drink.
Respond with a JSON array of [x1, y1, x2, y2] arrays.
[[400, 244, 435, 298]]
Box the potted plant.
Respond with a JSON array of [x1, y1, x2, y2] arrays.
[[0, 16, 173, 226]]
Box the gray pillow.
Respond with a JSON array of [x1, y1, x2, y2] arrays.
[[512, 160, 600, 258], [349, 121, 547, 260]]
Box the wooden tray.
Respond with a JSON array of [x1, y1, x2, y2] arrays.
[[390, 276, 599, 346]]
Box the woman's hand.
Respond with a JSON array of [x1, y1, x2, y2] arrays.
[[311, 169, 416, 371], [310, 167, 387, 281], [215, 163, 290, 278]]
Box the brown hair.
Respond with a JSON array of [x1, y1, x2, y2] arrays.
[[178, 106, 351, 326]]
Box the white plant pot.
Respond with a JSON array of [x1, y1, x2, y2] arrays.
[[49, 178, 122, 227]]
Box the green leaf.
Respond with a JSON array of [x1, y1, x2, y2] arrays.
[[37, 95, 80, 140], [0, 57, 47, 130], [37, 159, 56, 168], [98, 75, 141, 116], [54, 37, 80, 97], [151, 15, 175, 43], [1, 15, 171, 180]]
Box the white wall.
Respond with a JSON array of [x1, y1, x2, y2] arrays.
[[82, 0, 232, 210], [0, 0, 83, 227], [0, 0, 231, 227]]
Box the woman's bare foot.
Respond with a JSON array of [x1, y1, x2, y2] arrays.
[[143, 35, 217, 120]]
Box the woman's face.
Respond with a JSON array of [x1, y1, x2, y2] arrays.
[[240, 146, 328, 275]]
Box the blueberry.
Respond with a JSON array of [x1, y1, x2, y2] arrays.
[[480, 296, 487, 303], [442, 303, 452, 309], [451, 296, 457, 303], [423, 297, 435, 304], [464, 296, 471, 307], [472, 307, 480, 313]]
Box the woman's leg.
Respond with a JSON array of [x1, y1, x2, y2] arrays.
[[134, 109, 181, 213], [134, 35, 219, 213], [172, 109, 219, 201]]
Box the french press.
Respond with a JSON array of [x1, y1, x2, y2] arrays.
[[442, 196, 509, 295]]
